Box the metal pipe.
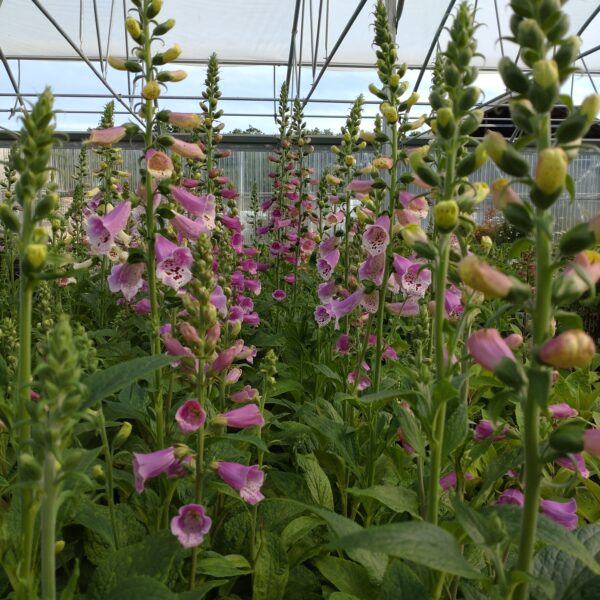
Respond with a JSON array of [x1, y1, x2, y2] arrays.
[[313, 0, 324, 80], [301, 0, 368, 108], [286, 0, 303, 92], [92, 0, 105, 76], [0, 46, 28, 115], [577, 4, 600, 36], [395, 0, 405, 29], [493, 0, 505, 57], [413, 0, 458, 93], [29, 0, 143, 125]]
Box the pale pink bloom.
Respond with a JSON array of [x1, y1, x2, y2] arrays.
[[175, 400, 206, 433], [108, 262, 145, 301], [555, 453, 589, 478], [467, 329, 515, 372], [314, 304, 333, 327], [155, 234, 192, 290], [171, 504, 212, 548], [362, 215, 390, 256], [549, 403, 579, 419], [347, 179, 374, 193], [216, 462, 265, 505], [86, 201, 131, 255], [358, 254, 385, 286], [504, 333, 524, 349], [210, 285, 228, 317], [171, 213, 211, 240], [169, 137, 205, 160], [86, 125, 127, 146], [225, 368, 242, 384], [584, 429, 600, 456], [347, 371, 370, 391], [317, 249, 340, 280], [146, 149, 173, 180], [231, 385, 258, 403], [331, 289, 364, 325], [386, 300, 420, 316], [318, 281, 337, 302]]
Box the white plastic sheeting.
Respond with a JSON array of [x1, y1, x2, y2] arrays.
[[0, 1, 599, 70]]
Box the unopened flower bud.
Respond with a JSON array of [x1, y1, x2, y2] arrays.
[[380, 103, 398, 124], [483, 131, 530, 178], [92, 464, 105, 481], [531, 147, 568, 208], [113, 421, 132, 449], [531, 59, 560, 112], [25, 244, 47, 270], [55, 541, 65, 555], [480, 235, 493, 253], [125, 17, 142, 42], [153, 18, 175, 36], [142, 81, 161, 100], [434, 200, 459, 232], [549, 423, 585, 454], [538, 330, 595, 369]]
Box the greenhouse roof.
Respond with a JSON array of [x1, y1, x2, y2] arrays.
[[1, 0, 600, 132]]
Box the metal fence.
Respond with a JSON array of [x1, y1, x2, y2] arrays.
[[1, 144, 599, 232]]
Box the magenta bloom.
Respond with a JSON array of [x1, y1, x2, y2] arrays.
[[319, 236, 338, 256], [540, 498, 578, 530], [171, 186, 216, 220], [245, 279, 262, 296], [155, 234, 192, 290], [318, 281, 337, 302], [347, 371, 370, 391], [210, 344, 242, 374], [555, 453, 589, 478], [361, 290, 380, 314], [444, 286, 464, 317], [317, 249, 340, 280], [170, 503, 212, 548], [549, 403, 578, 419], [440, 471, 475, 490], [175, 399, 207, 434], [362, 215, 390, 256], [272, 289, 286, 301], [474, 420, 508, 442], [219, 404, 265, 429], [171, 213, 211, 240], [496, 489, 524, 506], [314, 304, 333, 327], [108, 262, 145, 301], [584, 429, 600, 456], [336, 334, 352, 354], [216, 462, 265, 505], [331, 289, 364, 324], [382, 346, 398, 361], [87, 201, 131, 255], [210, 285, 228, 317], [133, 447, 182, 493], [133, 298, 151, 315], [284, 274, 296, 284], [467, 329, 516, 372], [230, 385, 258, 403]]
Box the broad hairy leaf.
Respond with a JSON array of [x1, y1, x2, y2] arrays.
[[347, 485, 418, 517]]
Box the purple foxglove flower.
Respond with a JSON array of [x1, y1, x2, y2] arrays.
[[237, 345, 257, 364], [396, 208, 421, 225], [231, 233, 244, 253], [397, 428, 415, 454], [284, 273, 296, 284], [269, 241, 285, 256], [504, 333, 524, 349], [218, 404, 265, 428], [538, 330, 596, 370], [399, 191, 428, 218], [169, 137, 205, 160], [182, 178, 199, 188], [548, 403, 579, 419], [347, 371, 370, 391], [225, 368, 242, 384], [240, 259, 258, 275], [229, 306, 244, 324], [540, 498, 578, 530], [146, 149, 173, 180], [175, 399, 206, 434], [386, 300, 420, 316], [179, 322, 201, 344], [171, 186, 216, 219], [358, 254, 386, 286], [238, 295, 254, 313], [220, 215, 242, 232], [555, 453, 589, 478], [444, 286, 464, 317], [272, 289, 286, 301], [210, 285, 228, 317], [221, 188, 239, 200], [170, 503, 212, 548], [155, 235, 192, 291], [335, 334, 352, 354], [210, 345, 242, 374], [361, 290, 379, 314], [467, 329, 516, 373], [331, 289, 364, 324], [256, 225, 271, 235], [243, 312, 260, 327], [171, 212, 210, 241], [87, 201, 131, 255], [108, 262, 145, 301], [231, 271, 245, 290], [133, 298, 151, 315], [347, 179, 374, 193], [362, 215, 390, 256], [230, 385, 258, 403], [314, 304, 333, 327], [216, 462, 265, 505], [133, 447, 180, 493], [382, 346, 398, 361], [319, 236, 338, 256], [160, 323, 172, 336], [245, 279, 261, 296], [401, 264, 431, 298], [317, 249, 340, 281], [440, 471, 475, 491], [243, 247, 259, 257], [86, 125, 127, 146], [474, 420, 508, 442], [584, 429, 600, 456], [496, 489, 524, 506], [318, 281, 337, 302], [162, 334, 197, 370]]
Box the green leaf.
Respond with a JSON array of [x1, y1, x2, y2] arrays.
[[442, 400, 468, 458], [296, 453, 334, 510], [379, 559, 430, 600], [270, 378, 305, 398], [555, 310, 584, 332], [347, 485, 418, 517], [281, 516, 322, 549], [509, 238, 534, 258], [311, 363, 342, 383], [83, 355, 175, 408], [533, 525, 600, 599], [313, 556, 376, 598], [106, 576, 175, 599], [393, 403, 426, 456], [196, 552, 251, 577], [451, 496, 506, 546], [565, 173, 575, 202], [59, 559, 80, 600], [331, 522, 485, 579], [177, 580, 229, 599], [252, 531, 289, 600], [357, 389, 399, 406]]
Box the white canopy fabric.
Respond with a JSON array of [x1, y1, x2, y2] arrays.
[[1, 0, 599, 71]]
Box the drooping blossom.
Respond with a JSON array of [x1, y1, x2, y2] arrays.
[[133, 447, 189, 493], [175, 399, 207, 434], [444, 286, 464, 317], [538, 330, 596, 369], [540, 498, 578, 530], [382, 346, 398, 361], [330, 289, 365, 325], [86, 125, 128, 146], [584, 429, 600, 456], [318, 281, 337, 303], [170, 504, 212, 548], [467, 329, 516, 373], [555, 453, 589, 478], [496, 489, 524, 506], [171, 186, 216, 221], [386, 300, 420, 316], [216, 462, 265, 505], [146, 149, 173, 180], [171, 213, 211, 241], [504, 333, 524, 349], [347, 179, 374, 193], [347, 371, 370, 391], [168, 137, 205, 160], [210, 285, 228, 317], [362, 215, 390, 256], [210, 344, 242, 374], [548, 403, 579, 419], [230, 385, 258, 403], [155, 234, 193, 290], [225, 368, 242, 385], [317, 249, 340, 280], [440, 471, 475, 491], [162, 334, 197, 371], [108, 262, 145, 301], [86, 201, 131, 255], [473, 420, 508, 442], [319, 236, 338, 256], [272, 289, 286, 301], [458, 255, 516, 299], [358, 254, 385, 286], [216, 404, 265, 429], [335, 334, 352, 354], [361, 290, 379, 313]]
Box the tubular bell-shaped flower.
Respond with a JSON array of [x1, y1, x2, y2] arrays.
[[155, 234, 193, 290], [215, 462, 265, 505], [170, 504, 212, 548], [86, 201, 131, 255]]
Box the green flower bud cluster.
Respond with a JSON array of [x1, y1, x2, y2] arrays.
[[0, 317, 19, 379], [73, 322, 99, 373], [33, 281, 55, 343], [334, 95, 364, 179], [260, 349, 278, 389]]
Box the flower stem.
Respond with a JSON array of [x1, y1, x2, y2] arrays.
[[98, 409, 119, 548], [40, 453, 57, 600]]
